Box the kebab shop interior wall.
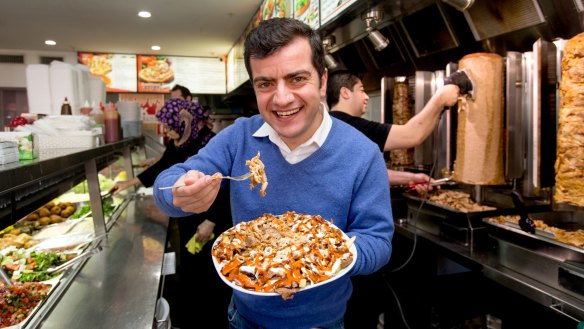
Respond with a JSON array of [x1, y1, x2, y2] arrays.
[[0, 49, 77, 88], [0, 49, 77, 128]]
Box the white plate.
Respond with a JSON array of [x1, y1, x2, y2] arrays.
[[211, 222, 357, 297]]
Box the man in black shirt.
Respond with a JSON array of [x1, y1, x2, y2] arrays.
[[327, 70, 463, 190], [328, 70, 468, 329]]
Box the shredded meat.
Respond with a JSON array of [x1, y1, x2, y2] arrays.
[[427, 190, 496, 213], [212, 212, 355, 300], [246, 151, 268, 197]]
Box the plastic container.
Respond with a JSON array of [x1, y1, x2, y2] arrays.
[[80, 100, 92, 115], [61, 97, 72, 115], [121, 121, 142, 138], [155, 298, 171, 329], [117, 102, 141, 121], [37, 131, 100, 149], [104, 103, 121, 143], [0, 152, 19, 165]]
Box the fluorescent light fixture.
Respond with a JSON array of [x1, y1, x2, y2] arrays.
[[151, 45, 161, 51], [361, 9, 389, 51], [324, 53, 339, 70], [367, 30, 389, 51], [138, 11, 152, 18], [322, 35, 339, 69], [45, 40, 56, 46]]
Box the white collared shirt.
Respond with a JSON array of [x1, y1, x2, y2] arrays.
[[253, 102, 332, 164]]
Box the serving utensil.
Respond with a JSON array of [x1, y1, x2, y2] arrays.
[[511, 191, 536, 234], [157, 172, 252, 190], [0, 267, 12, 286], [406, 177, 454, 192], [45, 246, 103, 274]]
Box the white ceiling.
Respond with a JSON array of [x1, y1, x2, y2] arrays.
[[0, 0, 262, 58]]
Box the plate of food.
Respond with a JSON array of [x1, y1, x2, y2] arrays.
[[212, 211, 357, 300]]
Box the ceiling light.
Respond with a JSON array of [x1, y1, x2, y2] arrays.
[[44, 40, 56, 46], [138, 11, 152, 18], [151, 45, 161, 51], [324, 54, 339, 70], [367, 30, 389, 51], [442, 0, 475, 11], [322, 35, 336, 50], [361, 8, 390, 51], [322, 35, 339, 70]]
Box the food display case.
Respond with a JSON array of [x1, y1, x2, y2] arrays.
[[0, 137, 170, 328]]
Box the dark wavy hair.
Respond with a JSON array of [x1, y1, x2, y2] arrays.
[[326, 70, 361, 108], [244, 18, 325, 83], [171, 84, 192, 99]]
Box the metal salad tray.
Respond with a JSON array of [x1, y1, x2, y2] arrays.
[[403, 188, 521, 250], [484, 210, 584, 300]]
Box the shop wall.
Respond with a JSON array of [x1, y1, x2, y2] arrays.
[[0, 49, 77, 88]]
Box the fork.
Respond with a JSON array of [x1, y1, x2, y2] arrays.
[[157, 172, 252, 190]]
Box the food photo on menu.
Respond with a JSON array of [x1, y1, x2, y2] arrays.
[[259, 0, 287, 21], [294, 0, 318, 27], [295, 0, 310, 16], [78, 53, 113, 87], [137, 55, 175, 92]]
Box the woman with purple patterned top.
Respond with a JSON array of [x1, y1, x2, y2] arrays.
[[109, 97, 215, 194], [110, 97, 232, 328]]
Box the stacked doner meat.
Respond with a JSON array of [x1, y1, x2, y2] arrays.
[[390, 77, 414, 167], [453, 53, 506, 185], [555, 32, 584, 207]]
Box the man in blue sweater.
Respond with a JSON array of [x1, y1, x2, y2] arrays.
[[154, 18, 394, 329]]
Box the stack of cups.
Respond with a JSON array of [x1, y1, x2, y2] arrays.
[[117, 101, 142, 138]]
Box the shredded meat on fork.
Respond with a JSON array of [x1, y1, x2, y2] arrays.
[[246, 152, 268, 197]]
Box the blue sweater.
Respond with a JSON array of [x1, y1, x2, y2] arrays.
[[154, 115, 394, 329]]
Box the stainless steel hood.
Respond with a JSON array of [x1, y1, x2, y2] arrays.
[[322, 0, 583, 91]]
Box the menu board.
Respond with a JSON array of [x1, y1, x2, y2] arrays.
[[320, 0, 357, 26], [78, 52, 137, 92], [137, 55, 226, 94], [256, 0, 291, 24], [293, 0, 319, 29]]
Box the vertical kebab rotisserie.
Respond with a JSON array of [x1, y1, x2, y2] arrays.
[[453, 53, 506, 185], [554, 32, 584, 207]]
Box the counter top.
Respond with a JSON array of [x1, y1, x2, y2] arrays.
[[35, 194, 169, 329], [394, 220, 584, 322]]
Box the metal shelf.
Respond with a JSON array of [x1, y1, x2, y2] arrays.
[[0, 137, 143, 230]]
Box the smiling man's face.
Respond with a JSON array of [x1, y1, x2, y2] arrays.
[[250, 37, 327, 150]]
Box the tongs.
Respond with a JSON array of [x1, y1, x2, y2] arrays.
[[0, 267, 12, 286], [407, 177, 454, 192], [45, 245, 103, 274], [101, 190, 113, 200], [511, 191, 536, 234]]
